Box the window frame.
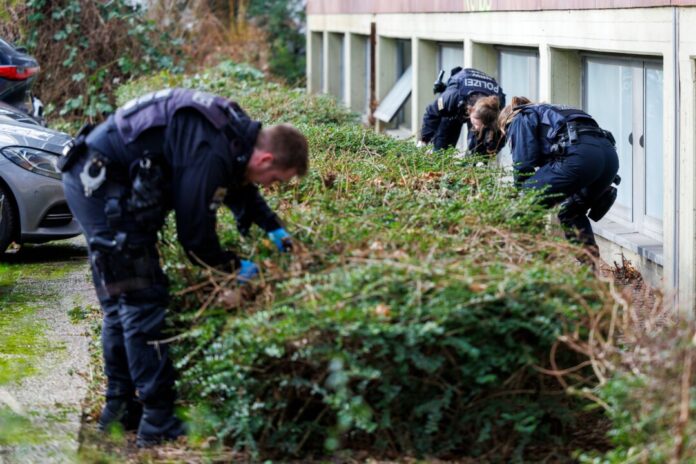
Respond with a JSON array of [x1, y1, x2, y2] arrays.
[[581, 53, 664, 241], [496, 45, 540, 102], [496, 46, 540, 165]]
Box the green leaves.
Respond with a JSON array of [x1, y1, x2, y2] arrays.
[[21, 0, 185, 121], [113, 65, 617, 460]]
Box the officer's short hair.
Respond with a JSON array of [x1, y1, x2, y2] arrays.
[[256, 124, 309, 176]]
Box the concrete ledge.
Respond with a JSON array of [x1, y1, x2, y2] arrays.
[[593, 218, 664, 288], [593, 218, 663, 266], [384, 127, 414, 140]]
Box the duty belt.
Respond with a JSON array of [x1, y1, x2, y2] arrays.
[[551, 122, 616, 155]]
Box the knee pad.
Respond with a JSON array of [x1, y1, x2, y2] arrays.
[[588, 186, 617, 222], [558, 194, 590, 223]]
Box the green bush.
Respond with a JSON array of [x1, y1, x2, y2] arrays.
[[14, 0, 184, 120], [115, 63, 615, 461]]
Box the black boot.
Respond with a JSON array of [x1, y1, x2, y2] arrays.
[[98, 398, 143, 432], [136, 407, 186, 448]]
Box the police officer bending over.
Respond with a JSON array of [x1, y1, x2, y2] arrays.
[[60, 88, 309, 447], [497, 96, 620, 259], [420, 67, 506, 154]]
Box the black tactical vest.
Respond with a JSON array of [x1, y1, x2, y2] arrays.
[[517, 103, 597, 140], [514, 103, 599, 155], [114, 88, 256, 155], [448, 68, 506, 107]]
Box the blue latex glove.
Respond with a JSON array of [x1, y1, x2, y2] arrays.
[[267, 228, 292, 252], [237, 259, 259, 283]]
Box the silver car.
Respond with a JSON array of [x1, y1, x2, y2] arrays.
[[0, 102, 81, 253]]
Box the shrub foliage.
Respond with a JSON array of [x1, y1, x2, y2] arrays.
[[116, 63, 618, 461], [4, 0, 183, 120]]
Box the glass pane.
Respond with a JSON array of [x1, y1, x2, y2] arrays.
[[438, 43, 463, 80], [499, 49, 539, 101], [584, 58, 634, 219], [644, 63, 663, 220], [396, 40, 412, 127], [498, 49, 539, 165]]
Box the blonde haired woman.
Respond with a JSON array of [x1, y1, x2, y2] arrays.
[[496, 96, 620, 257]]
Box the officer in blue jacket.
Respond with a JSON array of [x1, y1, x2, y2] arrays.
[[420, 67, 506, 154], [498, 96, 620, 257], [59, 88, 309, 446]]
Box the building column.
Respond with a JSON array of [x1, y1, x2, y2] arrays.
[[376, 36, 397, 132], [676, 46, 695, 313], [326, 32, 344, 100], [346, 33, 368, 113], [412, 38, 437, 138], [307, 30, 323, 94], [468, 41, 498, 78], [548, 47, 582, 106]]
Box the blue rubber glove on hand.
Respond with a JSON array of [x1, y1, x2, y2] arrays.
[[237, 259, 259, 283], [267, 228, 292, 252]]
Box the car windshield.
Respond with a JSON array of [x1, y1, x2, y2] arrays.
[[0, 39, 16, 64]]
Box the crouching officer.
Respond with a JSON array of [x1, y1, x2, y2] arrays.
[[420, 67, 506, 154], [59, 88, 309, 447], [498, 96, 620, 257]]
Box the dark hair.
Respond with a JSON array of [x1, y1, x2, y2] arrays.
[[256, 124, 309, 176], [471, 95, 501, 129]]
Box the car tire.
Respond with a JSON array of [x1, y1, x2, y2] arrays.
[[0, 184, 17, 253]]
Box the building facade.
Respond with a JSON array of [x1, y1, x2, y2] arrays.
[[306, 0, 696, 311]]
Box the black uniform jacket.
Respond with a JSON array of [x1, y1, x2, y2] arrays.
[[163, 109, 281, 269]]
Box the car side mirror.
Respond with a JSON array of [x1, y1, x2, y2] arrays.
[[15, 46, 27, 53]]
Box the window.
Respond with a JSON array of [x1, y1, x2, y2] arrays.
[[395, 39, 412, 128], [498, 47, 539, 164], [498, 47, 539, 102], [374, 66, 412, 123], [435, 43, 466, 149], [438, 42, 463, 81], [583, 56, 663, 240]]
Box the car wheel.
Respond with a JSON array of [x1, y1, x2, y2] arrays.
[[0, 184, 17, 253]]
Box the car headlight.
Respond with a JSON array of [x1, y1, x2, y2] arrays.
[[1, 146, 61, 180]]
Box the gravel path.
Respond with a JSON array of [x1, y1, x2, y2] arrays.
[[0, 243, 95, 463]]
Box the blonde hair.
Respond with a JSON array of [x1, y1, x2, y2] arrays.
[[498, 96, 533, 136]]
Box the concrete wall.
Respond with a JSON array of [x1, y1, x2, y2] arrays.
[[307, 6, 696, 312]]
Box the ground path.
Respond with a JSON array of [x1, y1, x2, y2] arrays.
[[0, 240, 94, 463]]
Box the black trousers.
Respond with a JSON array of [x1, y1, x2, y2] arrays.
[[521, 135, 620, 250], [62, 154, 177, 425]]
